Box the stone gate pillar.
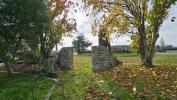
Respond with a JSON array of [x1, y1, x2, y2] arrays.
[[57, 47, 73, 70], [92, 46, 122, 71]]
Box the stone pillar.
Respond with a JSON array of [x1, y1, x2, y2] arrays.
[[92, 46, 122, 71], [57, 47, 73, 70]]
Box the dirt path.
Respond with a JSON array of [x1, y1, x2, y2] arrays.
[[45, 84, 56, 100], [44, 77, 58, 100]]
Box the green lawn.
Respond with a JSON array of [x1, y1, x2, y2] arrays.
[[51, 53, 177, 100], [0, 53, 177, 100], [51, 54, 177, 100], [51, 55, 137, 100], [166, 50, 177, 53], [116, 53, 177, 65], [0, 72, 54, 100]]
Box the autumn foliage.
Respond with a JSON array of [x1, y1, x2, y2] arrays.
[[49, 0, 68, 17], [83, 0, 177, 67], [110, 66, 177, 99]]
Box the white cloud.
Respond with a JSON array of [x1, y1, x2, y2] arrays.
[[158, 4, 177, 46]]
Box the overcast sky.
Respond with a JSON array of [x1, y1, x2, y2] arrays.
[[57, 2, 177, 50]]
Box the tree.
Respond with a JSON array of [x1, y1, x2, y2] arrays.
[[166, 45, 173, 49], [99, 29, 111, 54], [73, 34, 92, 54], [160, 37, 166, 52], [0, 0, 49, 76], [84, 0, 177, 67], [38, 0, 76, 62]]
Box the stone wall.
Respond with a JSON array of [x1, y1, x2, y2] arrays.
[[57, 47, 73, 70], [92, 46, 122, 71]]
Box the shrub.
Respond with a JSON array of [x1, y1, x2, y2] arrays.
[[39, 58, 59, 78]]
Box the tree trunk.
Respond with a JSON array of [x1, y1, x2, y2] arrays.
[[4, 62, 13, 76], [40, 42, 49, 64], [137, 1, 154, 68], [139, 33, 153, 67], [147, 34, 159, 67], [138, 26, 153, 68], [145, 56, 153, 67]]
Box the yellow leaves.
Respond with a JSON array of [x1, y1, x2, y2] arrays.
[[85, 0, 175, 58], [85, 85, 109, 99], [99, 80, 104, 83], [49, 0, 70, 18], [91, 23, 98, 36], [110, 65, 177, 99], [133, 87, 137, 94], [130, 34, 140, 51], [158, 0, 164, 5], [108, 91, 112, 95], [164, 74, 169, 80], [173, 81, 177, 84], [85, 0, 131, 42], [138, 68, 144, 71], [152, 71, 157, 76]]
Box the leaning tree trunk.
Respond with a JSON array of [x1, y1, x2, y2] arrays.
[[40, 39, 52, 62], [4, 62, 13, 76], [0, 55, 13, 76], [40, 43, 50, 64], [148, 34, 159, 67]]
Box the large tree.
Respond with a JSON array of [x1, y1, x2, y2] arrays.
[[0, 0, 49, 76], [38, 0, 76, 61], [84, 0, 177, 67], [159, 37, 166, 52], [73, 34, 92, 54]]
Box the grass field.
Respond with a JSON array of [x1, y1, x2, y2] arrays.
[[0, 72, 54, 100], [166, 50, 177, 53], [51, 53, 177, 100], [116, 53, 177, 65], [51, 54, 137, 100], [0, 53, 177, 100]]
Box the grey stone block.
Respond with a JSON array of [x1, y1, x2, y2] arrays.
[[92, 46, 122, 71], [57, 47, 73, 70]]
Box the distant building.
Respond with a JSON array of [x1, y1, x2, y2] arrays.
[[155, 45, 177, 52], [111, 45, 131, 53]]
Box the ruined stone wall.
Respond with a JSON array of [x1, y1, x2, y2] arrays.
[[57, 47, 73, 70], [92, 46, 122, 71]]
